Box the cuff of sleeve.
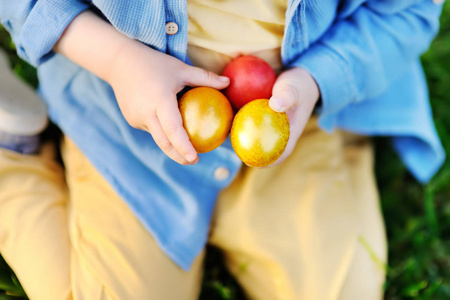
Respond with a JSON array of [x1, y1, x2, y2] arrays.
[[18, 1, 90, 66], [393, 135, 445, 184], [290, 43, 357, 132]]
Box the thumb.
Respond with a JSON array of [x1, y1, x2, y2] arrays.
[[269, 80, 299, 113], [183, 66, 230, 89]]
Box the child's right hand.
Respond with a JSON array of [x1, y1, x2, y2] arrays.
[[54, 11, 229, 165], [105, 41, 230, 165]]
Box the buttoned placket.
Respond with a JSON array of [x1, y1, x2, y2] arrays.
[[164, 0, 189, 62], [163, 1, 242, 188]]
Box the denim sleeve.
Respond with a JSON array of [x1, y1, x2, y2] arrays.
[[0, 0, 90, 67], [292, 0, 443, 131]]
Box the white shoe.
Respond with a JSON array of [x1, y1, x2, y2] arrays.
[[0, 51, 47, 153]]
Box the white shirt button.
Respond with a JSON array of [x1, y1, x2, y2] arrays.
[[214, 167, 230, 181], [165, 22, 179, 35]]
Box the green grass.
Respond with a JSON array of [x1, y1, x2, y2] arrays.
[[1, 3, 450, 298]]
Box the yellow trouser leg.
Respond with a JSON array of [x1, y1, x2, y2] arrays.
[[0, 144, 71, 300], [0, 139, 204, 300], [62, 138, 205, 300], [210, 117, 387, 300]]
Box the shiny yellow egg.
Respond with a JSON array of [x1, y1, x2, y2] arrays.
[[231, 99, 290, 167], [179, 87, 234, 153]]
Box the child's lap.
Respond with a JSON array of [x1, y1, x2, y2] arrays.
[[0, 116, 385, 299], [62, 116, 386, 299]]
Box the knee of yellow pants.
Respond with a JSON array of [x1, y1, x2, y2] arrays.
[[0, 144, 72, 300], [209, 118, 387, 300]]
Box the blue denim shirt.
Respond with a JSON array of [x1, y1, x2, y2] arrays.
[[1, 0, 445, 270]]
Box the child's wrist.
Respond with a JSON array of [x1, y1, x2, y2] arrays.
[[54, 11, 138, 83], [102, 37, 141, 84]]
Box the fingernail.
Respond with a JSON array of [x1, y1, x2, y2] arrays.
[[270, 97, 285, 112], [186, 153, 197, 162], [219, 76, 230, 82]]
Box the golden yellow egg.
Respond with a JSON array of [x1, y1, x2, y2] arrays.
[[179, 87, 234, 153], [231, 99, 290, 167]]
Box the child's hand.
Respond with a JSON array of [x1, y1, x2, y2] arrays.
[[268, 67, 320, 166], [54, 11, 230, 165], [106, 41, 230, 165]]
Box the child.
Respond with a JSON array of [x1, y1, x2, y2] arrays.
[[0, 0, 445, 299]]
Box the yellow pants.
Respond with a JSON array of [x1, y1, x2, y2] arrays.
[[0, 118, 386, 300]]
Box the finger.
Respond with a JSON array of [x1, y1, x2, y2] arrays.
[[269, 105, 310, 167], [269, 79, 299, 113], [270, 68, 320, 113], [156, 98, 198, 163], [145, 115, 196, 165], [183, 66, 230, 90]]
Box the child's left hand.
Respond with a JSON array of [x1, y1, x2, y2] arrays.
[[268, 67, 320, 166]]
